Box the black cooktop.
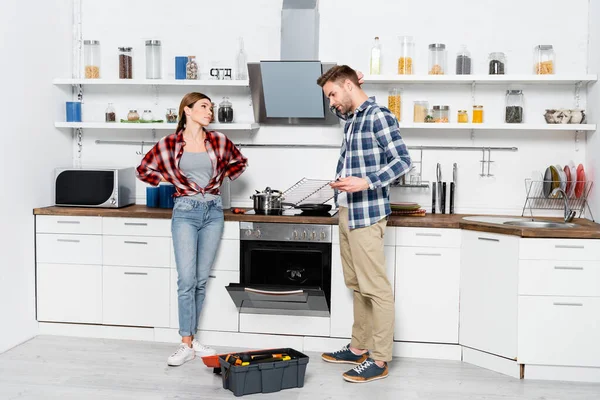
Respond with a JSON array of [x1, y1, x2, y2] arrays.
[[244, 208, 338, 217]]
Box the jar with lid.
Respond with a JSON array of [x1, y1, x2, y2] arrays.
[[141, 110, 154, 122], [505, 90, 524, 123], [457, 110, 468, 123], [388, 88, 401, 121], [432, 105, 449, 123], [456, 45, 472, 75], [145, 40, 162, 79], [105, 103, 116, 122], [84, 40, 101, 79], [489, 52, 506, 75], [166, 108, 177, 123], [218, 97, 234, 123], [127, 110, 140, 121], [397, 36, 414, 75], [413, 101, 428, 123], [472, 105, 484, 123], [118, 47, 133, 79], [428, 44, 447, 75], [534, 45, 554, 74], [186, 56, 198, 79]]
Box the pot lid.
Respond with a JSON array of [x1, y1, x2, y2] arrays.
[[253, 187, 283, 198]]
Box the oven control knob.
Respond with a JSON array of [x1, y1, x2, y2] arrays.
[[311, 231, 317, 240], [255, 230, 261, 238], [293, 230, 298, 240], [320, 231, 326, 240], [302, 230, 307, 240], [245, 230, 252, 237]]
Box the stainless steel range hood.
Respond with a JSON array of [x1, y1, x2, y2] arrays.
[[248, 0, 338, 125]]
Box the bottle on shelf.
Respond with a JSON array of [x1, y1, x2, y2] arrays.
[[105, 103, 116, 122], [236, 37, 248, 80], [370, 37, 381, 75]]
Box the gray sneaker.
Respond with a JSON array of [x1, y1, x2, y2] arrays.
[[167, 343, 195, 366]]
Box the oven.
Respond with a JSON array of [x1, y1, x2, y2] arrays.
[[226, 222, 332, 317]]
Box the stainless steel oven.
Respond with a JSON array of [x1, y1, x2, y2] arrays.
[[226, 222, 332, 317]]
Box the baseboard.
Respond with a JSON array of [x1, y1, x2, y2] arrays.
[[462, 347, 521, 379], [38, 322, 155, 341], [524, 364, 600, 383]]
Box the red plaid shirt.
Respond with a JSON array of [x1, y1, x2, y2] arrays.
[[136, 130, 248, 197]]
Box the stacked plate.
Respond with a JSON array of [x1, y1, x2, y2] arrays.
[[390, 202, 426, 216], [542, 162, 586, 199]]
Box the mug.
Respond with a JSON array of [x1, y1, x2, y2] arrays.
[[159, 184, 176, 209], [146, 186, 160, 207], [66, 101, 82, 122]]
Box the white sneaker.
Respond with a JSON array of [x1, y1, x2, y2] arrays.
[[192, 340, 217, 357], [167, 343, 195, 366]]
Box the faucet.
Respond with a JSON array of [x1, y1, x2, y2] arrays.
[[551, 187, 576, 223]]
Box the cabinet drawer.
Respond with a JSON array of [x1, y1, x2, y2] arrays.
[[103, 266, 170, 327], [223, 221, 240, 240], [519, 238, 600, 261], [103, 217, 171, 237], [518, 296, 600, 367], [519, 260, 600, 297], [36, 216, 101, 234], [332, 225, 395, 246], [103, 236, 170, 268], [396, 227, 461, 248], [37, 263, 102, 324], [36, 234, 102, 265]]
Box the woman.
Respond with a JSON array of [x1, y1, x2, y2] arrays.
[[136, 92, 248, 366]]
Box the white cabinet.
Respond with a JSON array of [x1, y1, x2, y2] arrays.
[[36, 233, 102, 265], [211, 239, 240, 272], [103, 235, 170, 268], [36, 215, 102, 235], [460, 231, 520, 359], [37, 263, 102, 324], [519, 260, 600, 297], [102, 217, 171, 237], [396, 227, 461, 248]]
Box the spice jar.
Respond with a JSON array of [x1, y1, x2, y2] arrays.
[[145, 40, 162, 79], [489, 52, 506, 75], [186, 56, 198, 79], [141, 110, 154, 122], [218, 97, 234, 123], [428, 44, 447, 75], [472, 105, 484, 123], [211, 102, 216, 123], [397, 36, 414, 75], [505, 90, 524, 123], [105, 103, 116, 122], [388, 88, 401, 121], [127, 110, 139, 121], [84, 40, 101, 79], [413, 101, 428, 123], [166, 108, 177, 123], [534, 45, 554, 74], [456, 45, 472, 75], [457, 110, 468, 123], [425, 109, 435, 123], [432, 105, 449, 123], [118, 47, 133, 79]]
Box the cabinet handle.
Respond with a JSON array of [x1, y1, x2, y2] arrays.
[[416, 233, 442, 237], [554, 266, 584, 271], [478, 237, 499, 242], [415, 253, 442, 257], [124, 222, 148, 226], [553, 302, 583, 307], [57, 238, 80, 243], [124, 272, 148, 276], [209, 275, 217, 279], [57, 220, 80, 224], [124, 241, 148, 245], [555, 245, 584, 249]]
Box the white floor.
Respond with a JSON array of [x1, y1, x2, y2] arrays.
[[1, 336, 599, 399]]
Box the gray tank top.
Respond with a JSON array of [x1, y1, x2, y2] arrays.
[[179, 151, 219, 201]]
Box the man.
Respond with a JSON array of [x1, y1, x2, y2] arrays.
[[317, 65, 411, 383]]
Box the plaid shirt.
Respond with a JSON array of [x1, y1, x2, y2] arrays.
[[136, 130, 248, 197], [334, 97, 411, 229]]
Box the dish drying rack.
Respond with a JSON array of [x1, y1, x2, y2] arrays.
[[522, 179, 594, 221], [282, 178, 335, 206]]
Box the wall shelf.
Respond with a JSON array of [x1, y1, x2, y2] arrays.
[[55, 122, 259, 131], [397, 123, 596, 131], [53, 78, 249, 87], [363, 75, 598, 85]]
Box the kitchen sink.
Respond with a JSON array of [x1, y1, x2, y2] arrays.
[[502, 220, 578, 229]]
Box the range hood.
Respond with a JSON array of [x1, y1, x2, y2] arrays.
[[248, 0, 338, 125]]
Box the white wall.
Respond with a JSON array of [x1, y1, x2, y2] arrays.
[[74, 0, 591, 216], [587, 0, 599, 219], [0, 0, 72, 353]]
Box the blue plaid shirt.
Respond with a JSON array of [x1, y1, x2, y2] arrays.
[[334, 97, 412, 229]]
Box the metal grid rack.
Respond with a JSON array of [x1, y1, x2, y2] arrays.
[[282, 178, 335, 206], [522, 179, 594, 221]]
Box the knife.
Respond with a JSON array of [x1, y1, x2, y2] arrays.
[[450, 163, 457, 214], [436, 163, 442, 214], [431, 182, 436, 214]]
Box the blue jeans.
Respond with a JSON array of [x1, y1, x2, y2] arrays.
[[171, 196, 224, 337]]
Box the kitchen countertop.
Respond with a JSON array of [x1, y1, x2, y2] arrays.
[[33, 205, 600, 239]]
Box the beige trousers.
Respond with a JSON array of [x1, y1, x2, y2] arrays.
[[338, 207, 394, 362]]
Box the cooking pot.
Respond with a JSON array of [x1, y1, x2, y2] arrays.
[[250, 187, 284, 215]]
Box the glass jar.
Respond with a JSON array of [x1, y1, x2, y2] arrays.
[[166, 108, 177, 123], [370, 37, 381, 75], [145, 40, 162, 79], [472, 105, 484, 123], [105, 103, 116, 122], [218, 97, 234, 123], [489, 52, 506, 75], [186, 56, 198, 79], [456, 45, 472, 75], [432, 105, 449, 123], [413, 101, 428, 122], [397, 36, 414, 75], [211, 102, 216, 122], [387, 88, 401, 121], [428, 44, 447, 75], [84, 40, 101, 79], [141, 110, 154, 122], [534, 45, 554, 74], [127, 110, 139, 121], [118, 47, 133, 79], [457, 110, 468, 123], [505, 90, 524, 123]]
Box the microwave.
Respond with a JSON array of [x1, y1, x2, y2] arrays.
[[54, 167, 136, 208]]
